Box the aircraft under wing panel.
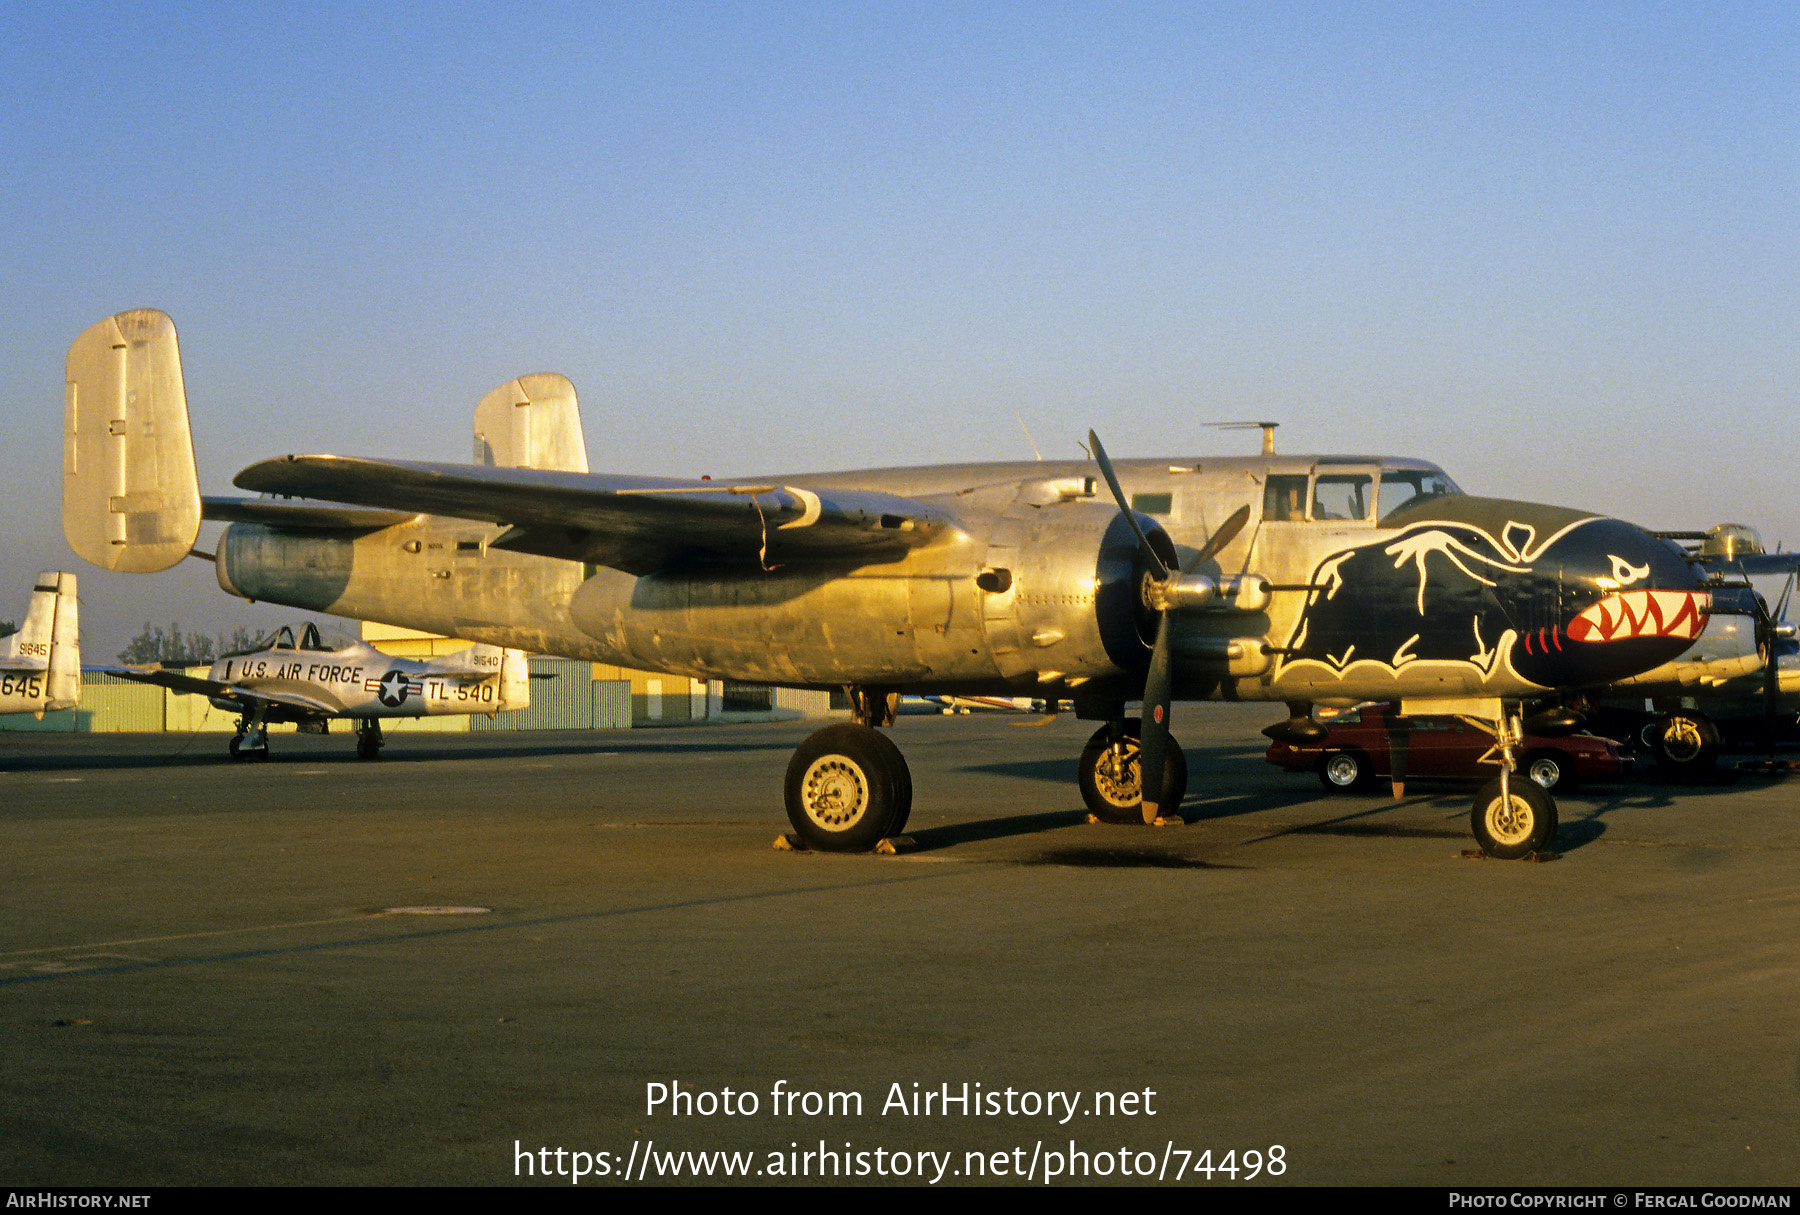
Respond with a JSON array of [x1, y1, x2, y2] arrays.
[[202, 496, 420, 531], [232, 456, 955, 574]]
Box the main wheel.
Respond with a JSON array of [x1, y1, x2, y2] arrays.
[[1523, 749, 1574, 791], [1650, 711, 1719, 772], [784, 723, 912, 852], [1316, 749, 1374, 793], [356, 731, 383, 761], [1470, 776, 1558, 859], [1077, 721, 1188, 823]]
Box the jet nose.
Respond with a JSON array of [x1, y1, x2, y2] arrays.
[[1512, 517, 1709, 687]]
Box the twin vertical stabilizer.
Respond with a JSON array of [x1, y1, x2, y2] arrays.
[[63, 309, 201, 573]]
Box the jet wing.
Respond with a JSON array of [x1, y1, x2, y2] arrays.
[[107, 668, 342, 716], [233, 456, 953, 575]]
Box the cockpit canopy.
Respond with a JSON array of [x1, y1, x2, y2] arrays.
[[224, 622, 359, 656], [1261, 459, 1461, 526]]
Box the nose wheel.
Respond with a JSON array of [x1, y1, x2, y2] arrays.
[[1469, 703, 1559, 858]]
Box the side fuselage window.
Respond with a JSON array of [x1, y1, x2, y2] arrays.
[[1311, 474, 1372, 521], [1264, 475, 1309, 522]]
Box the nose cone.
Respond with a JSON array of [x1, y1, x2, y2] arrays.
[[1508, 516, 1710, 688]]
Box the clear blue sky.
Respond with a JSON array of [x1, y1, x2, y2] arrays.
[[2, 2, 1795, 656]]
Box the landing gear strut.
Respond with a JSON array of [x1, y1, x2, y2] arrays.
[[1076, 719, 1188, 824], [1469, 704, 1559, 858], [356, 718, 384, 761], [229, 711, 270, 762]]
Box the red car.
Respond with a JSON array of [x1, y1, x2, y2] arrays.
[[1265, 704, 1632, 793]]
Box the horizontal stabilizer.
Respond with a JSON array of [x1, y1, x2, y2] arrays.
[[64, 310, 201, 572]]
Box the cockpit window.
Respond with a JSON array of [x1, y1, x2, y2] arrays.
[[1311, 474, 1372, 521], [1378, 470, 1461, 523]]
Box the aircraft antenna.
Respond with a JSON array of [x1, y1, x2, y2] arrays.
[[1207, 420, 1280, 456], [1013, 410, 1043, 461]]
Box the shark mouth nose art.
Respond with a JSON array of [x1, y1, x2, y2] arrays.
[[1566, 590, 1711, 643]]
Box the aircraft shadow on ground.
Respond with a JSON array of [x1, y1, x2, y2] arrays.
[[0, 734, 799, 772]]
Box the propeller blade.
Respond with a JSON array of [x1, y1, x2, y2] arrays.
[[1184, 504, 1251, 572], [1139, 609, 1175, 824], [1088, 430, 1169, 581]]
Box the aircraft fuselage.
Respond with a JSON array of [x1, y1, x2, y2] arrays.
[[213, 454, 1708, 712]]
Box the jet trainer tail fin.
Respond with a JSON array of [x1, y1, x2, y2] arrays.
[[63, 309, 201, 573], [496, 645, 531, 712], [474, 373, 589, 473], [0, 572, 80, 713]]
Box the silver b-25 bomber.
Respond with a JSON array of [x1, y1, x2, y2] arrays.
[[64, 310, 1713, 858]]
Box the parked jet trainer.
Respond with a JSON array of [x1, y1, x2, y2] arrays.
[[111, 622, 532, 760], [64, 310, 1713, 857], [0, 572, 79, 717]]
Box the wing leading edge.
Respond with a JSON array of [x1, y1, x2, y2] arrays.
[[232, 456, 955, 574]]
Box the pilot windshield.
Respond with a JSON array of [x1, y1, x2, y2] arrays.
[[1378, 469, 1460, 523]]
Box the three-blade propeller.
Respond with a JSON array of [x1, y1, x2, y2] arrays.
[[1088, 430, 1250, 822]]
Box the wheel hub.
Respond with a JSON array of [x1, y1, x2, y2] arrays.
[[800, 757, 869, 829], [1663, 720, 1703, 762], [1484, 793, 1535, 846], [1093, 743, 1141, 807]]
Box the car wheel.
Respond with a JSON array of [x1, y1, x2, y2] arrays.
[[1316, 749, 1373, 793], [1524, 750, 1574, 792]]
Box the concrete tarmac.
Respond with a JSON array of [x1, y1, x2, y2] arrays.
[[2, 705, 1797, 1187]]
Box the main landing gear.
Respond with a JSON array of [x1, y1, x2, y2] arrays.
[[784, 687, 913, 852], [355, 718, 385, 761], [1076, 719, 1187, 823], [229, 713, 270, 762], [782, 691, 1190, 851]]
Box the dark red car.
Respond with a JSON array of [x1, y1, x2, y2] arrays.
[[1265, 704, 1632, 793]]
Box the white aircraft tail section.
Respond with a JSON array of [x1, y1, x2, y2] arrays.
[[498, 646, 530, 712], [0, 572, 80, 714], [63, 309, 201, 573], [473, 373, 589, 473]]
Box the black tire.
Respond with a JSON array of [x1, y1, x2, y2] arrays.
[[1650, 711, 1719, 772], [1077, 721, 1188, 823], [1316, 749, 1374, 793], [1470, 776, 1558, 859], [783, 723, 912, 852], [356, 733, 383, 761], [1523, 750, 1575, 792]]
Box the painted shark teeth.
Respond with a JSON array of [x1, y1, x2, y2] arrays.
[[1566, 590, 1711, 643]]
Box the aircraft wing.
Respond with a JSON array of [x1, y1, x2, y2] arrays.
[[202, 497, 420, 531], [107, 668, 341, 716], [233, 456, 953, 575], [1707, 552, 1800, 575]]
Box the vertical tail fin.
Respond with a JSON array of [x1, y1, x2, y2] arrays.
[[497, 647, 531, 712], [0, 572, 80, 714], [473, 373, 589, 473], [64, 309, 200, 573]]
